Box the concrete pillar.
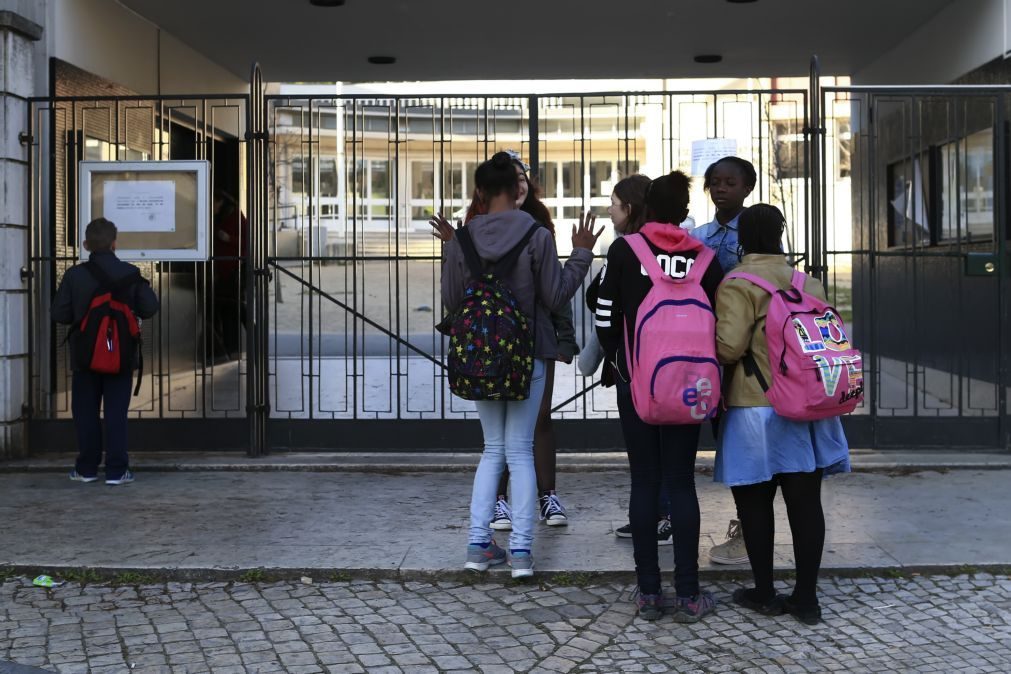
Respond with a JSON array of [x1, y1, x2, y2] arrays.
[[0, 10, 42, 458]]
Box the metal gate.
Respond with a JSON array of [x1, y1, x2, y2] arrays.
[[25, 90, 254, 451], [257, 85, 811, 450], [25, 66, 1011, 453], [815, 78, 1011, 449]]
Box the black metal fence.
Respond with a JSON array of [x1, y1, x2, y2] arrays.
[[24, 71, 1011, 452]]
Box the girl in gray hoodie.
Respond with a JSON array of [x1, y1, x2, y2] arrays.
[[442, 152, 601, 578]]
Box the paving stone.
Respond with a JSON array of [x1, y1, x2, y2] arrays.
[[0, 575, 1007, 672]]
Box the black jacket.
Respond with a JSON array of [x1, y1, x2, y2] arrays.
[[51, 251, 160, 371], [594, 228, 723, 382]]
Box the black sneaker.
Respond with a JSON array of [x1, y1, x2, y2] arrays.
[[539, 492, 568, 526], [615, 522, 633, 538]]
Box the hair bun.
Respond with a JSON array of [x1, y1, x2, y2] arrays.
[[491, 151, 513, 168]]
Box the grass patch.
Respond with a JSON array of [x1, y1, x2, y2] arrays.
[[328, 571, 352, 583], [112, 571, 157, 585], [60, 568, 104, 585], [238, 569, 266, 583], [545, 572, 598, 588]]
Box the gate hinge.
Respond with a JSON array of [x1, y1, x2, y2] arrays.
[[21, 402, 33, 419], [18, 132, 32, 145], [802, 126, 827, 136], [244, 130, 269, 141], [20, 266, 33, 282]]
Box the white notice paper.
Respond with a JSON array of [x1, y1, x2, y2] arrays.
[[690, 139, 738, 176], [103, 180, 176, 233]]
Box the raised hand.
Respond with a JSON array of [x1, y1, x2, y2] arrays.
[[571, 211, 604, 250], [429, 213, 461, 242]]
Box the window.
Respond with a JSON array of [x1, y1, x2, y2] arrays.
[[773, 121, 804, 180], [836, 120, 852, 179], [538, 163, 558, 198], [370, 160, 390, 217], [292, 157, 306, 194], [319, 159, 338, 197], [589, 161, 612, 198], [411, 161, 435, 200], [561, 161, 579, 197], [887, 155, 931, 247]]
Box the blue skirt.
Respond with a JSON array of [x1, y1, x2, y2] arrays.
[[714, 406, 851, 487]]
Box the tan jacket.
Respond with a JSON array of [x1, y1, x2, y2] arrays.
[[715, 254, 827, 407]]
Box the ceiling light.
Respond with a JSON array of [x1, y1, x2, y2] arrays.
[[309, 0, 346, 6], [694, 54, 723, 64], [368, 56, 396, 65]]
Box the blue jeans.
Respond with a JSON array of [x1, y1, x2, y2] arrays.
[[469, 359, 547, 551]]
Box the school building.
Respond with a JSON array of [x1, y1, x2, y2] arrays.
[[2, 0, 1010, 458]]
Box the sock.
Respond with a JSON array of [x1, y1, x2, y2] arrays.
[[470, 541, 491, 549], [510, 549, 530, 555]]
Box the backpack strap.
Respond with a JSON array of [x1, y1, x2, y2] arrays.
[[454, 227, 486, 280], [722, 271, 780, 295], [683, 246, 715, 284], [625, 234, 669, 285], [790, 269, 808, 292]]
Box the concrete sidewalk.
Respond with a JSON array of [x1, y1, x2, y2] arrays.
[[1, 462, 1009, 580]]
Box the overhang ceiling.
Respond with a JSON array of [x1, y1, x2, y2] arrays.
[[120, 0, 955, 82]]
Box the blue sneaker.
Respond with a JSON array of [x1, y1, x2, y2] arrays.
[[105, 470, 135, 486], [69, 470, 98, 483], [465, 540, 506, 572], [509, 551, 534, 579]]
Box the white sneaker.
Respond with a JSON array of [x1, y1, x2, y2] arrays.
[[105, 470, 135, 486], [709, 519, 748, 564], [539, 492, 568, 526], [657, 517, 673, 546], [490, 497, 513, 531]]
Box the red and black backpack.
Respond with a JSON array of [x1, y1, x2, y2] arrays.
[[72, 261, 145, 395]]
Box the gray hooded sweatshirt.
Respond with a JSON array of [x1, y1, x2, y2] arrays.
[[441, 209, 594, 360]]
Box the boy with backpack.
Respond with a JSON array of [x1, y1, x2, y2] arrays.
[[52, 218, 160, 485], [440, 152, 599, 579], [595, 171, 723, 623]]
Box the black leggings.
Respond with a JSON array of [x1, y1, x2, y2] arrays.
[[731, 469, 825, 607], [617, 380, 701, 598]]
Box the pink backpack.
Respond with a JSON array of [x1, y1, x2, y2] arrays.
[[724, 269, 863, 421], [624, 234, 720, 425]]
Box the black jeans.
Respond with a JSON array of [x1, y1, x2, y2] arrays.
[[617, 379, 701, 597], [72, 369, 133, 479]]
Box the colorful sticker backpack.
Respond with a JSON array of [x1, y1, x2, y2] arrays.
[[440, 225, 538, 401], [725, 269, 863, 420], [72, 261, 145, 396], [623, 234, 721, 425]]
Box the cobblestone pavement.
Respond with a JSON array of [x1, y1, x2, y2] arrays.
[[1, 574, 1009, 673]]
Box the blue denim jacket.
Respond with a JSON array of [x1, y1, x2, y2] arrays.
[[690, 213, 741, 273]]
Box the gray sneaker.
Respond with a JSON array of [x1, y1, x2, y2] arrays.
[[709, 519, 748, 565], [464, 540, 506, 572], [509, 551, 534, 579]]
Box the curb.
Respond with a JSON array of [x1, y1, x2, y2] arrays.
[[3, 563, 1008, 587], [1, 463, 1009, 475]]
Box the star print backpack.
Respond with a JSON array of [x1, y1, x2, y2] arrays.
[[440, 224, 539, 401]]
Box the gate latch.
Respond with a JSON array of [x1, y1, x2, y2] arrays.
[[965, 252, 998, 277]]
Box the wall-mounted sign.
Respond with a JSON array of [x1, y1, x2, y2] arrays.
[[78, 160, 209, 261], [690, 138, 738, 176]]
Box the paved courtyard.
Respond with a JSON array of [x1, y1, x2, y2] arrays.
[[1, 573, 1009, 673]]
